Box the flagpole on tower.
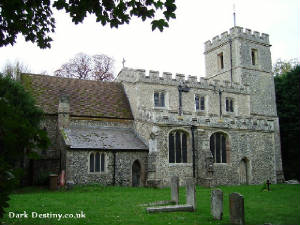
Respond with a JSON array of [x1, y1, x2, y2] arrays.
[[233, 4, 236, 27]]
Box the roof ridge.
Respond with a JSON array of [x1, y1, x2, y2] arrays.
[[21, 73, 118, 84]]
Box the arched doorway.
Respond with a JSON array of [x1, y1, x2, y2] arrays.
[[239, 158, 249, 185], [132, 160, 141, 187]]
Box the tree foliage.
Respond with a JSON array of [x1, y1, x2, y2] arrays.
[[1, 60, 31, 79], [0, 75, 49, 218], [274, 64, 300, 180], [272, 58, 299, 76], [0, 0, 176, 49], [54, 53, 114, 81]]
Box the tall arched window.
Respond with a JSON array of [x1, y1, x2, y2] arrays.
[[210, 132, 228, 163], [169, 130, 188, 163], [89, 152, 105, 172]]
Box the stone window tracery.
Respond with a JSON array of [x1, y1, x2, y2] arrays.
[[169, 130, 188, 163], [210, 132, 229, 163], [195, 95, 205, 111], [225, 97, 234, 112], [154, 91, 165, 107], [89, 152, 105, 173]]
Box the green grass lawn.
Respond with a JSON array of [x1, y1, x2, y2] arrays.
[[1, 184, 300, 225]]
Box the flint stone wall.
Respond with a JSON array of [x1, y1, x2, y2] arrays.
[[65, 150, 148, 186]]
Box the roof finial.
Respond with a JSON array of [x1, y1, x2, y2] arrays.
[[233, 4, 236, 27], [122, 58, 126, 68]]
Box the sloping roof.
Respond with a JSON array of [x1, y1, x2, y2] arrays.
[[21, 74, 133, 119], [63, 127, 148, 150]]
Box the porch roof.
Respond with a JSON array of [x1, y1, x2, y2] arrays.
[[62, 126, 148, 151]]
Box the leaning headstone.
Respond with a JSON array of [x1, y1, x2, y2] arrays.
[[171, 176, 179, 204], [229, 192, 245, 225], [186, 178, 196, 210], [211, 189, 223, 220]]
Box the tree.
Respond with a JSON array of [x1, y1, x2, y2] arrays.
[[54, 53, 114, 81], [272, 58, 299, 76], [0, 0, 176, 49], [0, 75, 49, 218], [1, 60, 31, 79], [274, 65, 300, 181]]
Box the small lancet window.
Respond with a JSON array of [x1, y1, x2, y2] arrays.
[[218, 52, 224, 70], [251, 49, 258, 65]]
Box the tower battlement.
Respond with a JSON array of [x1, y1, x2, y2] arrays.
[[117, 67, 249, 94], [204, 26, 270, 53]]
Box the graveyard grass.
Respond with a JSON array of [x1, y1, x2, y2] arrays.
[[2, 184, 299, 225]]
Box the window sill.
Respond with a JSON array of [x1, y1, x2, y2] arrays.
[[224, 112, 235, 117], [169, 163, 193, 167], [154, 106, 167, 111], [88, 171, 108, 175], [213, 163, 232, 166], [195, 111, 206, 116]]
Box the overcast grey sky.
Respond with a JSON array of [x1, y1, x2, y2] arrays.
[[0, 0, 299, 78]]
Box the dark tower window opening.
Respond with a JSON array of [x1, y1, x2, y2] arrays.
[[225, 97, 234, 112], [251, 49, 258, 65], [218, 52, 224, 70]]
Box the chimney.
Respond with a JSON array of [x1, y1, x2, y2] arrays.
[[58, 95, 70, 129]]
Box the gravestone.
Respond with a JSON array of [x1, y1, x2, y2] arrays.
[[229, 192, 245, 225], [171, 176, 179, 204], [211, 189, 223, 220], [186, 178, 196, 210]]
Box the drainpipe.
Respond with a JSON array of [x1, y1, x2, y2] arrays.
[[229, 38, 233, 85], [113, 151, 116, 186], [191, 125, 196, 178], [219, 90, 223, 118]]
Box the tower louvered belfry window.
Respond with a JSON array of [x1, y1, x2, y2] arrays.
[[169, 130, 188, 163], [225, 97, 234, 112]]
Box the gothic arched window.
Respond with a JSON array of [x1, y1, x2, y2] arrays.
[[210, 132, 228, 163], [89, 152, 105, 172], [169, 130, 188, 163]]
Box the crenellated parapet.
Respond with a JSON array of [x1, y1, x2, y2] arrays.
[[204, 26, 270, 53], [137, 106, 275, 132], [117, 67, 249, 95]]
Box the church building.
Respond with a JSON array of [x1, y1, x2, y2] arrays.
[[21, 26, 284, 187]]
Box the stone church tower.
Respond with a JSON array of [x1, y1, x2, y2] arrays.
[[204, 26, 284, 183]]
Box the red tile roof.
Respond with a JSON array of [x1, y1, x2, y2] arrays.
[[21, 74, 133, 119]]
